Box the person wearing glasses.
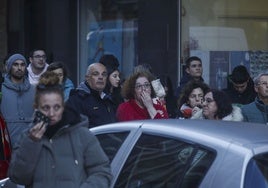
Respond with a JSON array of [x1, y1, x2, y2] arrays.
[[241, 72, 268, 124], [191, 89, 243, 121], [27, 49, 49, 85], [116, 70, 168, 121], [66, 62, 116, 128]]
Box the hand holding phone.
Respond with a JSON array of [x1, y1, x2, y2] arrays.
[[33, 110, 50, 129], [29, 110, 50, 141]]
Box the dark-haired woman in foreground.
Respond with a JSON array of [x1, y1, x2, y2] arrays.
[[8, 71, 111, 188]]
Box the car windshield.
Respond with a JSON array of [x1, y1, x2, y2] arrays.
[[244, 153, 268, 188]]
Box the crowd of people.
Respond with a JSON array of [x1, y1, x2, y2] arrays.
[[0, 50, 267, 187]]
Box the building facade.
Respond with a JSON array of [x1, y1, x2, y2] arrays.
[[1, 0, 268, 89]]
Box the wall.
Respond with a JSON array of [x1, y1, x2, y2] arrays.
[[0, 0, 7, 71]]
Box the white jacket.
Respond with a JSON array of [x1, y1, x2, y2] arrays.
[[191, 106, 243, 121]]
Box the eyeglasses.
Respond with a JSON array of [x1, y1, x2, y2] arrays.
[[135, 83, 151, 90], [202, 98, 215, 103], [33, 55, 46, 59]]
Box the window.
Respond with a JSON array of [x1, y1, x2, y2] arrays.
[[181, 0, 268, 90], [244, 153, 268, 188], [114, 134, 215, 188], [96, 132, 129, 162]]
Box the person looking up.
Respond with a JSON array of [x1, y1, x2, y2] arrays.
[[241, 72, 268, 124], [116, 70, 168, 121], [27, 49, 49, 85], [177, 80, 210, 119], [223, 65, 256, 106], [99, 54, 123, 109], [8, 71, 112, 187], [1, 53, 35, 146], [175, 56, 204, 98], [47, 61, 75, 102], [66, 62, 117, 127], [191, 89, 243, 121]]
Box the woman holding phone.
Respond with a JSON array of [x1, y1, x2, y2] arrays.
[[8, 71, 112, 188]]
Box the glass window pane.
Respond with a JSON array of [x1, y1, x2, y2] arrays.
[[115, 134, 215, 188], [245, 153, 268, 188], [78, 0, 138, 82], [181, 0, 268, 90], [96, 132, 129, 162]]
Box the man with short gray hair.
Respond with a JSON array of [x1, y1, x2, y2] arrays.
[[241, 72, 268, 124], [66, 63, 116, 128]]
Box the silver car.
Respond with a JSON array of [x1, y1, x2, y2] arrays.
[[91, 119, 268, 188], [2, 119, 268, 188]]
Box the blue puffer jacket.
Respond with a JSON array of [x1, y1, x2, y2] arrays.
[[8, 109, 112, 188], [0, 75, 35, 146], [66, 81, 117, 128], [241, 97, 268, 124]]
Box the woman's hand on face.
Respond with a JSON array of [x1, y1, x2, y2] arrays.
[[140, 91, 153, 108], [28, 121, 47, 141], [192, 106, 201, 116]]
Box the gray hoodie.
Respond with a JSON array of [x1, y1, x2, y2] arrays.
[[0, 75, 35, 146]]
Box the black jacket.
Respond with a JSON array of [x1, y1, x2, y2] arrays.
[[222, 78, 256, 106], [66, 81, 117, 128]]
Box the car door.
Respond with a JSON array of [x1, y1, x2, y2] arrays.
[[94, 125, 216, 188]]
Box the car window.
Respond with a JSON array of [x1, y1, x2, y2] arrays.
[[244, 153, 268, 188], [96, 132, 129, 162], [114, 133, 215, 188]]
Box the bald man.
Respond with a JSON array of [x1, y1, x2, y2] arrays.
[[66, 63, 117, 128]]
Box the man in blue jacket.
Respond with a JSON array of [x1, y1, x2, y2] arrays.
[[241, 72, 268, 124], [66, 62, 116, 128]]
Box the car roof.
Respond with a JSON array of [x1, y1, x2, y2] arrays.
[[91, 119, 268, 150]]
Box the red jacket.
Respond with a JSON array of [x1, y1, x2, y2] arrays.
[[116, 99, 168, 121]]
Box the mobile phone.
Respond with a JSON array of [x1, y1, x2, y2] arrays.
[[33, 110, 50, 126]]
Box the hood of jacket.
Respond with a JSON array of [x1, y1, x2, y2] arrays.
[[75, 81, 108, 100], [44, 106, 88, 139], [76, 81, 91, 94], [2, 74, 32, 93]]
